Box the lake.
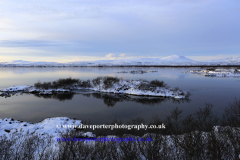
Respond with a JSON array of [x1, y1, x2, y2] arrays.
[[0, 67, 239, 124]]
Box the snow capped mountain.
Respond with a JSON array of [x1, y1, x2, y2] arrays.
[[0, 55, 240, 67], [160, 55, 195, 62]]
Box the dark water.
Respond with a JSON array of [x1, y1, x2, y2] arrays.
[[0, 67, 239, 124]]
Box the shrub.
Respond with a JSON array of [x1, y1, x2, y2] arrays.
[[34, 78, 80, 89], [92, 77, 102, 86], [137, 80, 167, 91], [193, 103, 219, 132], [41, 82, 52, 89], [34, 81, 42, 89], [53, 77, 79, 87], [103, 77, 120, 89], [221, 98, 240, 127], [79, 80, 91, 88], [137, 80, 152, 91], [150, 80, 167, 88]]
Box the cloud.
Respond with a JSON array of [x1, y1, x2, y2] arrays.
[[0, 40, 60, 47], [105, 53, 128, 60], [105, 53, 116, 60], [119, 54, 126, 57]]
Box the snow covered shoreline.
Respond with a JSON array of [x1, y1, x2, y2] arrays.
[[188, 68, 240, 77], [0, 77, 189, 99]]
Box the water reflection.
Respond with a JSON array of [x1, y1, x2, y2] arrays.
[[28, 91, 191, 107], [34, 93, 75, 101]]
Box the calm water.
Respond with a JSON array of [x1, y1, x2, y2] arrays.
[[0, 67, 239, 124]]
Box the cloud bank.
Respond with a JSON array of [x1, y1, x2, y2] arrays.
[[0, 0, 239, 62]]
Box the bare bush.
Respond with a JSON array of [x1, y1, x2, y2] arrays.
[[171, 107, 183, 135], [34, 81, 42, 89], [150, 80, 167, 88], [34, 77, 80, 89], [78, 80, 91, 88], [138, 81, 152, 91], [205, 129, 231, 159], [54, 77, 79, 87], [194, 103, 219, 132], [137, 134, 165, 160], [103, 77, 120, 89], [41, 82, 52, 89], [119, 135, 140, 160], [176, 131, 205, 159], [57, 130, 94, 159], [0, 135, 15, 160], [221, 97, 240, 127], [182, 114, 196, 133], [92, 139, 119, 159], [92, 77, 102, 86]]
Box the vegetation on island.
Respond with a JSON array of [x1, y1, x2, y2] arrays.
[[33, 77, 172, 92]]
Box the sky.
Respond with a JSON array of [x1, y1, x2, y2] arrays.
[[0, 0, 240, 62]]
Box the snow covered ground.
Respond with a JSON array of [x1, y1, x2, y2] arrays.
[[1, 55, 240, 67], [188, 68, 240, 77], [0, 117, 82, 140], [0, 117, 96, 159], [90, 79, 186, 98]]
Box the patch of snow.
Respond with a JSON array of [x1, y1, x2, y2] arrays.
[[1, 85, 31, 92], [188, 69, 240, 77], [0, 117, 82, 139]]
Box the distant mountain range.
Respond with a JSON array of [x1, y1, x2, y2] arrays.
[[1, 55, 240, 67]]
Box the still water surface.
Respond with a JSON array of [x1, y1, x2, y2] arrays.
[[0, 67, 239, 124]]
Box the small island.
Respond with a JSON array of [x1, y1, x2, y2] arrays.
[[0, 77, 190, 99], [117, 70, 158, 74]]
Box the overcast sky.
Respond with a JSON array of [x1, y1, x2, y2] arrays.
[[0, 0, 239, 62]]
